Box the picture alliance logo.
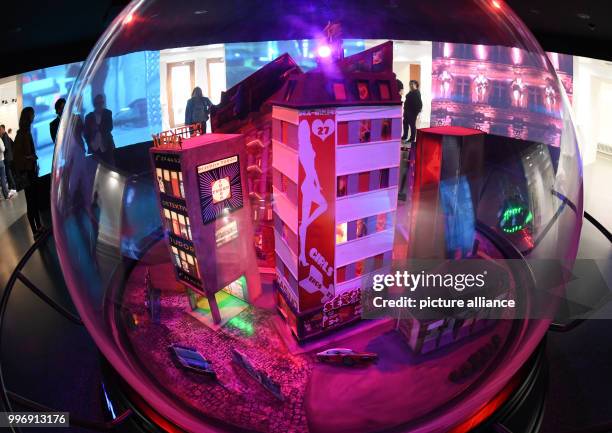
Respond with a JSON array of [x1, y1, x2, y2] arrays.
[[372, 270, 488, 292]]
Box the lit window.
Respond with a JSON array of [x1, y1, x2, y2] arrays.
[[336, 222, 347, 244], [357, 81, 370, 100], [376, 213, 387, 231], [379, 81, 390, 100], [337, 175, 348, 197], [359, 119, 371, 143], [333, 82, 347, 100], [381, 118, 392, 140]]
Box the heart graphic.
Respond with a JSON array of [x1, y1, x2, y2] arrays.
[[311, 119, 335, 142]]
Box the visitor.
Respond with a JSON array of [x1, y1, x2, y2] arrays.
[[84, 94, 116, 165], [401, 79, 423, 145], [185, 87, 213, 133], [397, 79, 404, 98], [0, 124, 17, 196], [50, 97, 66, 144], [13, 107, 43, 236], [0, 132, 10, 201]]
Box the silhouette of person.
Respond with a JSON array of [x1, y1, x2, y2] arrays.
[[50, 97, 65, 144], [84, 94, 116, 165]]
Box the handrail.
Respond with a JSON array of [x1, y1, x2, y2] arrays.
[[0, 228, 132, 431]]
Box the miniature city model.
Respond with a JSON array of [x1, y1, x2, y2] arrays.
[[269, 41, 403, 340], [150, 125, 261, 326]]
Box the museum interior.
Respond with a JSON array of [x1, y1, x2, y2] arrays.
[[0, 1, 611, 433]]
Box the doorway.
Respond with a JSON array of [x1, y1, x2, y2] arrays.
[[167, 61, 195, 128]]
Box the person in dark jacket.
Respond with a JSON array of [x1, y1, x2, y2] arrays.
[[84, 94, 115, 164], [49, 97, 65, 144], [401, 80, 423, 144], [184, 87, 213, 133], [0, 124, 17, 194], [13, 107, 43, 236]]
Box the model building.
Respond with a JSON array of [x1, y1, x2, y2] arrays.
[[150, 126, 261, 327], [270, 41, 403, 340]]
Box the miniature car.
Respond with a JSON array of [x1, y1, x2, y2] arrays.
[[170, 344, 216, 377], [316, 348, 378, 366]]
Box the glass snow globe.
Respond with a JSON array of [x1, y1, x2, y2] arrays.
[[52, 1, 582, 432]]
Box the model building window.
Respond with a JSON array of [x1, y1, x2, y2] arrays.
[[378, 81, 391, 100], [337, 265, 347, 283], [170, 171, 180, 197], [281, 121, 298, 149], [355, 260, 365, 277], [163, 169, 172, 195], [376, 213, 387, 232], [359, 119, 371, 143], [357, 81, 370, 100], [356, 218, 369, 238], [170, 211, 181, 236], [163, 208, 172, 232], [358, 171, 370, 193], [333, 82, 347, 100], [380, 168, 390, 188], [337, 121, 348, 145], [374, 253, 385, 270], [171, 246, 181, 268], [280, 172, 289, 193], [337, 175, 348, 197], [381, 118, 392, 140], [156, 168, 165, 193], [186, 216, 192, 240], [336, 222, 348, 244], [178, 214, 189, 240], [178, 172, 185, 198]]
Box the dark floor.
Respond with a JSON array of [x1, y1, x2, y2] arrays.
[[0, 154, 611, 433]]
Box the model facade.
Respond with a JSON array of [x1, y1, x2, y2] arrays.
[[270, 41, 403, 340], [151, 126, 261, 326]]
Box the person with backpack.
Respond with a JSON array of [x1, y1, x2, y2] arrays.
[[185, 87, 213, 133]]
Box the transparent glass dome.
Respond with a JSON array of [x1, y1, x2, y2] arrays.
[[52, 1, 582, 432]]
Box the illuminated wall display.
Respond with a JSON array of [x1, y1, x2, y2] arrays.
[[151, 127, 261, 325], [270, 41, 402, 340]]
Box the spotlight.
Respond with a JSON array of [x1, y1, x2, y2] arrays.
[[317, 45, 332, 58]]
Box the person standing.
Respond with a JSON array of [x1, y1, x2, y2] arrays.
[[13, 107, 43, 236], [84, 94, 116, 165], [184, 87, 213, 133], [0, 124, 17, 196], [50, 97, 66, 144], [0, 132, 10, 201], [401, 80, 423, 145]]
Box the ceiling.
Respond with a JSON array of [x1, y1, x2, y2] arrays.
[[0, 0, 611, 77]]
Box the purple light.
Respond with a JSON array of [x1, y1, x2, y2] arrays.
[[317, 45, 332, 58]]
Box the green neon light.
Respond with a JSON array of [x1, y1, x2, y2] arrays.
[[228, 316, 254, 336], [500, 205, 532, 234]]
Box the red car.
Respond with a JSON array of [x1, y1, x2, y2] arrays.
[[316, 348, 378, 366]]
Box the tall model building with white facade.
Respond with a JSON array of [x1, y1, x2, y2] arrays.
[[270, 41, 402, 340]]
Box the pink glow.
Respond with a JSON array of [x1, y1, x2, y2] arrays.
[[123, 12, 134, 25], [492, 0, 502, 9], [443, 42, 452, 58], [476, 44, 487, 60], [511, 47, 522, 65], [317, 45, 332, 58]]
